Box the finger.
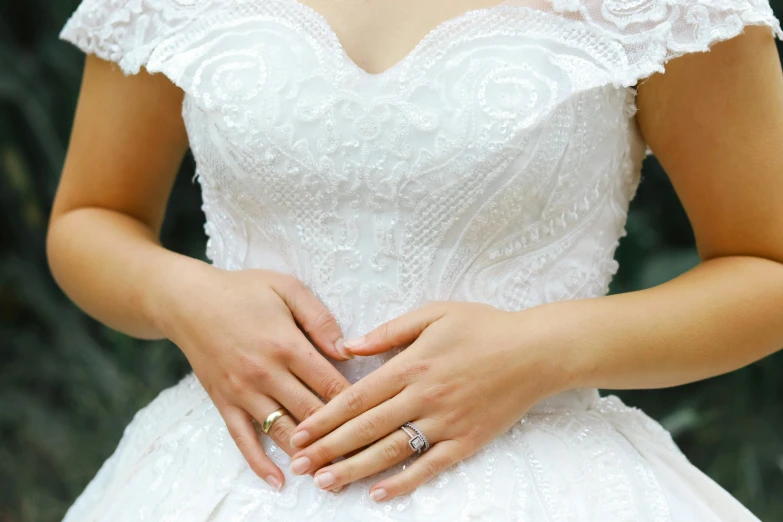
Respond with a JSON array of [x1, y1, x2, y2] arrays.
[[341, 302, 448, 356], [222, 405, 284, 490], [244, 396, 300, 457], [271, 374, 330, 423], [286, 331, 352, 402], [310, 418, 441, 490], [289, 395, 414, 474], [245, 398, 343, 484], [368, 439, 466, 502], [289, 364, 405, 449], [271, 275, 351, 360]]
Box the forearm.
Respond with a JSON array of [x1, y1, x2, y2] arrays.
[[46, 206, 209, 340], [548, 255, 783, 390]]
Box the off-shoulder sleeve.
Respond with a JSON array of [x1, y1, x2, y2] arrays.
[[553, 0, 783, 87], [58, 0, 214, 75]]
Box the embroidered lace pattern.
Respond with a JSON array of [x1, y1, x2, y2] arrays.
[[58, 1, 780, 520]]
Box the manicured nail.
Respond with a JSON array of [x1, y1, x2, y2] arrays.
[[290, 430, 310, 448], [342, 336, 365, 349], [266, 475, 282, 490], [334, 338, 354, 359], [314, 471, 335, 489], [370, 488, 387, 502], [290, 456, 311, 475]]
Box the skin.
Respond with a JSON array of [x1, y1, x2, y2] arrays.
[[295, 0, 528, 75], [287, 23, 783, 501], [49, 0, 783, 506]]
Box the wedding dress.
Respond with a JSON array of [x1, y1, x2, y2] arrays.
[[59, 0, 782, 520]]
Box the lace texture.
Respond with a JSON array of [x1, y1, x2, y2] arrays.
[[58, 1, 780, 520]]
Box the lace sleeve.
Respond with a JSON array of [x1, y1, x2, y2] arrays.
[[58, 0, 213, 75], [551, 0, 783, 87]]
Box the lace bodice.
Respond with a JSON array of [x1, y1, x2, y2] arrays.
[[61, 0, 782, 382]]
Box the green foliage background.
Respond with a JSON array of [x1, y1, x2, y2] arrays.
[[1, 2, 782, 521]]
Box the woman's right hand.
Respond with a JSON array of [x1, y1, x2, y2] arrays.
[[160, 264, 354, 491]]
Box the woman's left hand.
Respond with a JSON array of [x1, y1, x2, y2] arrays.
[[286, 300, 574, 502]]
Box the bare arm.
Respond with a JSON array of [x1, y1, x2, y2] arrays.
[[559, 25, 783, 389], [48, 55, 192, 339]]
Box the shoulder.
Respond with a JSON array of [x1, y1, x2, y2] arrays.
[[59, 0, 223, 74]]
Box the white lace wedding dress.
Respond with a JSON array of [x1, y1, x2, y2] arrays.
[[59, 0, 781, 520]]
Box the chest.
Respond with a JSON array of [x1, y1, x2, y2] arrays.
[[292, 0, 526, 75]]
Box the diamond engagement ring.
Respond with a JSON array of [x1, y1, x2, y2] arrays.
[[400, 422, 430, 454]]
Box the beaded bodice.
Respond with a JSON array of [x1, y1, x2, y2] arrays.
[[61, 0, 781, 381]]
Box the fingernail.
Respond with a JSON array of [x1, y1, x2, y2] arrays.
[[266, 475, 282, 490], [290, 456, 311, 475], [370, 488, 387, 502], [331, 484, 344, 493], [334, 338, 354, 359], [342, 336, 365, 349], [290, 430, 310, 448], [314, 471, 335, 489]]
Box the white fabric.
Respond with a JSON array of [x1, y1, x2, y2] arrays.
[[59, 1, 781, 520]]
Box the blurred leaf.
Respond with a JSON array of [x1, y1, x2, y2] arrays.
[[638, 249, 701, 289]]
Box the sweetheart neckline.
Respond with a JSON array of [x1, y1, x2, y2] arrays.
[[281, 0, 523, 78]]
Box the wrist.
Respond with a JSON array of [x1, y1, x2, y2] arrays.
[[514, 298, 603, 394], [555, 297, 612, 391], [141, 253, 215, 342]]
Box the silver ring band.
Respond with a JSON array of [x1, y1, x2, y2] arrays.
[[400, 422, 430, 453]]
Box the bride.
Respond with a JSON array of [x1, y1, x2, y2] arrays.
[[51, 0, 783, 520]]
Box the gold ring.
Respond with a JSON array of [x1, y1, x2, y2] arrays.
[[261, 407, 289, 434]]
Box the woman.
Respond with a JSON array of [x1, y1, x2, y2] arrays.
[[51, 0, 783, 520]]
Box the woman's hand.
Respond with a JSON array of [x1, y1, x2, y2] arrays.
[[160, 264, 355, 491], [285, 301, 571, 501]]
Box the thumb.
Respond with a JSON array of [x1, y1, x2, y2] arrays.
[[342, 302, 446, 356], [271, 276, 351, 360]]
